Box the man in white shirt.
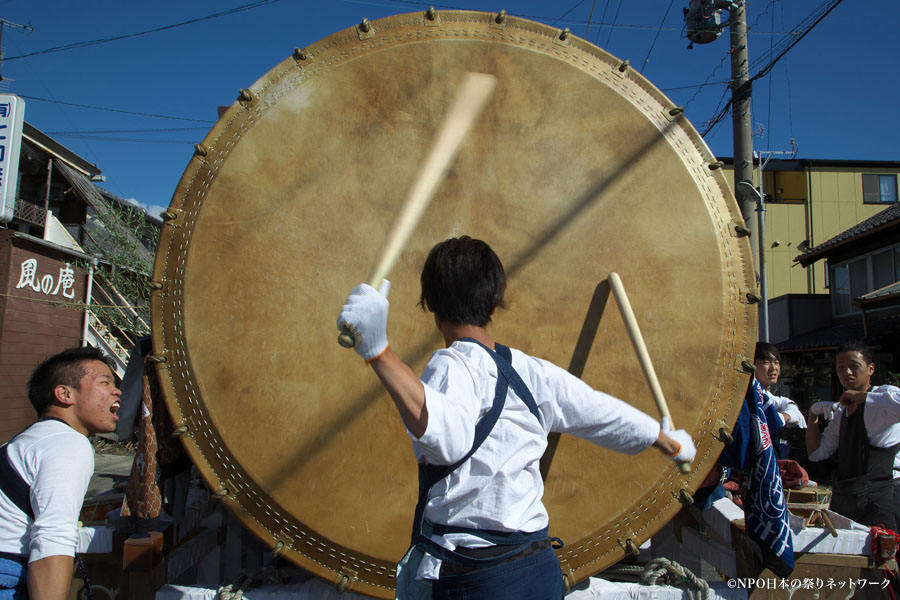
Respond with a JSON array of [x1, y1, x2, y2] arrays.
[[0, 347, 121, 599], [754, 342, 806, 430], [806, 343, 900, 529], [338, 236, 696, 599]]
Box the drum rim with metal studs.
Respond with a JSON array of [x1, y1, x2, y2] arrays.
[[151, 9, 756, 598]]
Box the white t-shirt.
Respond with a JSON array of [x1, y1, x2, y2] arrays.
[[762, 391, 807, 428], [0, 419, 94, 562], [808, 385, 900, 478], [410, 341, 660, 578]]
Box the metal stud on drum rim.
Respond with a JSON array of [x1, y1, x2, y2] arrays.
[[151, 10, 756, 598]]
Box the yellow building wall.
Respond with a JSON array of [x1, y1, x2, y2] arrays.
[[806, 168, 899, 294], [721, 164, 900, 298], [763, 203, 809, 298]]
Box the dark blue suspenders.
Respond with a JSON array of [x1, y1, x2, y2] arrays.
[[0, 436, 35, 570], [0, 421, 41, 574], [0, 419, 96, 598], [0, 418, 69, 522], [0, 443, 35, 520], [410, 339, 548, 570]]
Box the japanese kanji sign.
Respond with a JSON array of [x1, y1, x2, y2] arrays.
[[16, 258, 76, 299], [0, 94, 25, 224]]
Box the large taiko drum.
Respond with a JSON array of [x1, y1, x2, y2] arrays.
[[151, 9, 756, 598]]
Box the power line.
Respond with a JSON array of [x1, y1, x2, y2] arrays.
[[345, 0, 794, 35], [640, 0, 675, 74], [16, 95, 215, 123], [585, 0, 598, 38], [700, 0, 844, 138], [593, 1, 612, 45], [4, 0, 283, 61], [680, 55, 731, 111], [13, 0, 799, 53], [46, 133, 196, 144], [684, 1, 775, 115], [550, 0, 586, 27], [45, 127, 209, 135], [603, 0, 624, 49], [662, 80, 730, 93], [751, 0, 842, 80]]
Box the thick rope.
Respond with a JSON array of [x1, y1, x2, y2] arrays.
[[215, 564, 306, 599], [215, 581, 245, 600], [639, 558, 710, 600], [76, 554, 95, 600]]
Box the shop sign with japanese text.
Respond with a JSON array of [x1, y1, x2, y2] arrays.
[[15, 258, 76, 299], [0, 94, 25, 223]]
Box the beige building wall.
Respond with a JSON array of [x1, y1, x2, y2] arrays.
[[722, 163, 900, 298]]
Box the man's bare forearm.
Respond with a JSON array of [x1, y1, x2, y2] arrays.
[[370, 348, 428, 438], [28, 555, 74, 600], [806, 411, 822, 455]]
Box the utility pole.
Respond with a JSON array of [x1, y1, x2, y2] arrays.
[[753, 148, 796, 342], [728, 2, 762, 337], [730, 3, 755, 247]]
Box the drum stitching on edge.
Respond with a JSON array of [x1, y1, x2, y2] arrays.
[[173, 170, 397, 581], [235, 488, 393, 577], [157, 59, 404, 584], [160, 14, 751, 588]]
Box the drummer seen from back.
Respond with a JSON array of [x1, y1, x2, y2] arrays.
[[754, 342, 806, 429], [337, 236, 696, 600], [806, 343, 900, 529]]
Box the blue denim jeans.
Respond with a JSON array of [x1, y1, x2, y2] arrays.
[[432, 547, 564, 600]]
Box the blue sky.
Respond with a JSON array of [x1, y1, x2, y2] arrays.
[[1, 0, 895, 216]]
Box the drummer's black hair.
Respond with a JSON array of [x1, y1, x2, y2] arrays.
[[754, 342, 781, 363], [27, 346, 114, 416], [836, 341, 873, 365], [419, 236, 506, 327]]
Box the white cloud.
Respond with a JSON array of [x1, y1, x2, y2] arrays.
[[146, 204, 167, 218], [120, 197, 166, 218]]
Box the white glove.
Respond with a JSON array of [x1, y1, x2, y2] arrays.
[[661, 417, 696, 464], [337, 280, 391, 362], [810, 401, 837, 421]]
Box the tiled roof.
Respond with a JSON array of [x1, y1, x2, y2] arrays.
[[777, 313, 900, 352], [858, 280, 900, 305], [797, 202, 900, 266]]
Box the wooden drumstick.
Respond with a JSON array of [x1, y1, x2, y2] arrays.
[[339, 72, 498, 348], [608, 272, 691, 475]]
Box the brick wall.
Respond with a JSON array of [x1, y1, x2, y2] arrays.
[[0, 231, 86, 442]]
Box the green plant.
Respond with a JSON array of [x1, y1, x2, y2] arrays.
[[779, 352, 831, 412], [886, 371, 900, 387], [76, 195, 159, 338]]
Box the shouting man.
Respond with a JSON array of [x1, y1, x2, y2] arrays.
[[0, 347, 121, 599]]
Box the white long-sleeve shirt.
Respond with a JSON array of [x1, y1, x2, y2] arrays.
[[0, 419, 94, 562], [808, 385, 900, 477], [762, 391, 807, 428], [410, 341, 660, 578]]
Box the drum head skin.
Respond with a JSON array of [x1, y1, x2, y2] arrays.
[[151, 10, 755, 598]]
